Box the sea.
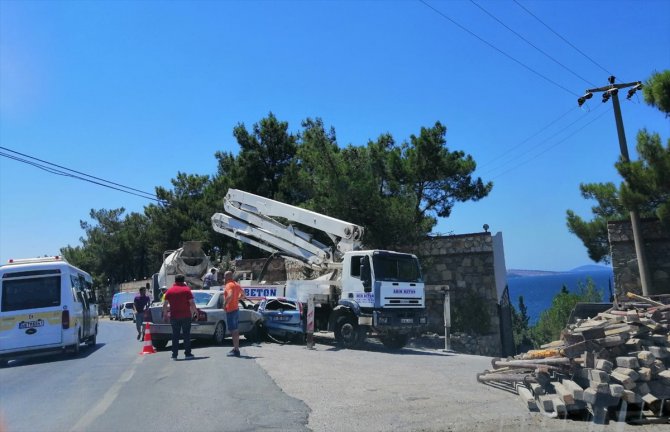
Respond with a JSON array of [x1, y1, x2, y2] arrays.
[[506, 266, 614, 325]]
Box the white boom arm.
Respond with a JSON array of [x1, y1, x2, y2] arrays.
[[211, 189, 363, 269]]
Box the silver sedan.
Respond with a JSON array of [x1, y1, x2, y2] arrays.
[[146, 290, 263, 350]]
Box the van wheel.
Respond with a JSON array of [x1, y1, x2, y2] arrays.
[[86, 332, 97, 347], [214, 322, 226, 345], [70, 335, 81, 357]]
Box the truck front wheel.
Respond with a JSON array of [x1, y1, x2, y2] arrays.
[[334, 316, 363, 349], [379, 333, 409, 350]]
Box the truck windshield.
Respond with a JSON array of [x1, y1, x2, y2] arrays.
[[372, 254, 422, 283]]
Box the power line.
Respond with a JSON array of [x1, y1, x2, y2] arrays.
[[478, 105, 576, 170], [418, 0, 579, 97], [512, 0, 614, 78], [0, 146, 165, 203], [469, 0, 597, 87], [480, 102, 605, 176], [488, 106, 612, 180]]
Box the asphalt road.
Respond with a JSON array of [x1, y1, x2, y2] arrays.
[[1, 320, 667, 432], [0, 319, 308, 432]]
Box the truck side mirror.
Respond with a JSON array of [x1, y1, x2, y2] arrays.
[[360, 256, 371, 293]]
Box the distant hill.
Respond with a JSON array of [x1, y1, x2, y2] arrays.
[[570, 264, 612, 273], [507, 269, 560, 278], [507, 265, 612, 278]]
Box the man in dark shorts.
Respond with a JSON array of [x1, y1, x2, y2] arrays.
[[133, 287, 151, 340], [162, 274, 197, 360]]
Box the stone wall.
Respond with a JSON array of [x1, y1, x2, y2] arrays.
[[413, 233, 504, 357], [608, 218, 670, 297]]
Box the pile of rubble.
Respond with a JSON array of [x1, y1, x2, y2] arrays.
[[477, 293, 670, 424]]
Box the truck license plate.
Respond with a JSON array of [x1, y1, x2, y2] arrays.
[[400, 318, 413, 324]]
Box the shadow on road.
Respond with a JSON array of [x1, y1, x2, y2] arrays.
[[1, 343, 105, 369]]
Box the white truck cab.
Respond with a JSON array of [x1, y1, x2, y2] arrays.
[[0, 256, 98, 366]]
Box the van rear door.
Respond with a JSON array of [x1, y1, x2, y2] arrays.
[[0, 269, 63, 351]]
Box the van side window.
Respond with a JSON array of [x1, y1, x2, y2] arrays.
[[350, 255, 363, 278]]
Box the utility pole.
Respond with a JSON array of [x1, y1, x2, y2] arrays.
[[578, 76, 653, 296]]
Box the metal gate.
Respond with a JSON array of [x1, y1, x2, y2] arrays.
[[498, 285, 515, 357]]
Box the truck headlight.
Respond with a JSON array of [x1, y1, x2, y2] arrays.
[[419, 317, 427, 324]]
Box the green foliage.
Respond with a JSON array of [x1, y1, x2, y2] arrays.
[[65, 113, 492, 287], [565, 183, 624, 263], [617, 129, 670, 231], [566, 69, 670, 261], [530, 279, 603, 347], [511, 295, 533, 352], [451, 290, 492, 335], [643, 70, 670, 117]]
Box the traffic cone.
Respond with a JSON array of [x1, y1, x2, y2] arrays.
[[140, 322, 157, 355]]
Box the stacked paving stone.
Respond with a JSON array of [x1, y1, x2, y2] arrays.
[[477, 296, 670, 424]]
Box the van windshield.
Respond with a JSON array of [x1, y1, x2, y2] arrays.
[[1, 276, 61, 312]]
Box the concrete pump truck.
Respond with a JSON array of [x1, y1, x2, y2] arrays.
[[211, 189, 428, 349]]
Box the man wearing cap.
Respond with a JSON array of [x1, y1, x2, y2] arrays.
[[162, 274, 198, 360], [203, 268, 217, 290], [133, 287, 151, 341]]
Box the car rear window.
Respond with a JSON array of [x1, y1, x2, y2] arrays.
[[1, 276, 61, 312], [193, 291, 214, 306], [264, 299, 298, 311]]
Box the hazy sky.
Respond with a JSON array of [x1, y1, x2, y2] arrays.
[[1, 0, 669, 271]]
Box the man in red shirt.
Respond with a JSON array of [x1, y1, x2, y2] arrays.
[[223, 271, 247, 357], [162, 274, 197, 360]]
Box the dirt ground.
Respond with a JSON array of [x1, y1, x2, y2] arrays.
[[245, 333, 669, 432]]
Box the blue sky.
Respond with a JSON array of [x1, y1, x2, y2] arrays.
[[1, 0, 668, 272]]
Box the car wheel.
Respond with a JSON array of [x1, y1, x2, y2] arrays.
[[244, 321, 266, 343], [152, 339, 168, 351], [334, 316, 362, 349], [213, 321, 226, 345], [379, 334, 409, 350], [0, 359, 9, 368]]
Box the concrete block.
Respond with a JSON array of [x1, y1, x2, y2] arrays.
[[615, 356, 639, 369], [613, 367, 640, 381], [610, 371, 636, 390], [636, 367, 651, 381], [637, 350, 656, 366], [609, 384, 624, 398], [552, 382, 575, 405], [516, 385, 538, 411], [595, 359, 613, 373], [561, 379, 584, 401]]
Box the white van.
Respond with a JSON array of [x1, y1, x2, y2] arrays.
[[0, 256, 99, 366]]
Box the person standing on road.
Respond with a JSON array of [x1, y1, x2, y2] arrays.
[[203, 268, 217, 290], [162, 274, 197, 360], [223, 271, 247, 357], [133, 287, 151, 340]]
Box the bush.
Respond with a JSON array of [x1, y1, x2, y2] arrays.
[[451, 290, 491, 335], [530, 278, 603, 347]]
